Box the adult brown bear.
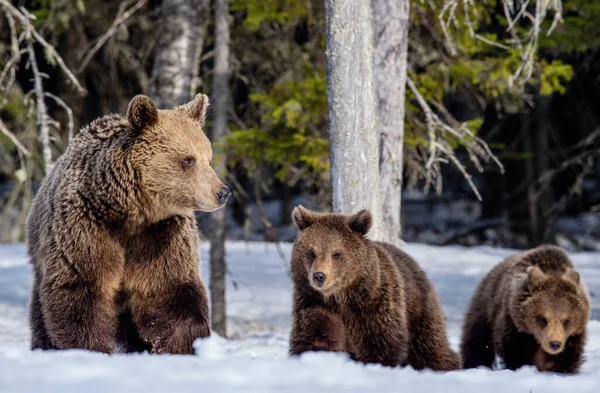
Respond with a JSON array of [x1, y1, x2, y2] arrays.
[[27, 94, 231, 354]]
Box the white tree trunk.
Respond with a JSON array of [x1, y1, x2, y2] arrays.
[[325, 0, 382, 240], [373, 0, 410, 246], [151, 0, 203, 108], [209, 0, 231, 338]]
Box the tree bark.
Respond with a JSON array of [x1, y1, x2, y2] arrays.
[[209, 0, 231, 338], [373, 0, 409, 246], [151, 0, 203, 108], [536, 96, 556, 244], [325, 0, 382, 240], [524, 121, 539, 247], [190, 0, 211, 96]]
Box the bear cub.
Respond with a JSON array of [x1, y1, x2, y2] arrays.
[[27, 94, 231, 354], [288, 206, 461, 370], [460, 245, 591, 373]]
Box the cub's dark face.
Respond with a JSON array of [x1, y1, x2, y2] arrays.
[[512, 266, 590, 355], [291, 206, 372, 296], [128, 94, 231, 218]]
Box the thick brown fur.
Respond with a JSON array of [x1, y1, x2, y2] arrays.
[[288, 206, 461, 371], [27, 94, 230, 354], [460, 245, 591, 373]]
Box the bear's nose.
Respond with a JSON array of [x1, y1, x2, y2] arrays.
[[216, 186, 232, 205], [549, 341, 562, 351], [312, 272, 326, 286]]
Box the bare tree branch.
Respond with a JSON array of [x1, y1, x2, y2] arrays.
[[0, 118, 31, 157], [77, 0, 148, 74], [437, 0, 563, 89], [26, 44, 52, 173], [0, 0, 87, 95], [407, 75, 505, 200], [44, 92, 74, 142]]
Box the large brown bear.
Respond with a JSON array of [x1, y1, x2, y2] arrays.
[[460, 245, 591, 373], [27, 94, 231, 354], [288, 206, 461, 370]]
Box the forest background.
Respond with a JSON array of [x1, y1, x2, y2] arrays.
[[0, 1, 599, 256]]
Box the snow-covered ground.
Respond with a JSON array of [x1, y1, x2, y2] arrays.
[[0, 241, 599, 392]]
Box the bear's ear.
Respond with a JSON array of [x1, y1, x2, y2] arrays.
[[182, 93, 209, 126], [348, 209, 372, 236], [526, 265, 547, 290], [564, 268, 581, 285], [292, 205, 316, 231], [127, 95, 158, 130]]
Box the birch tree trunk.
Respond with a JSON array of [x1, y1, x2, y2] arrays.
[[373, 0, 410, 246], [209, 0, 231, 337], [325, 0, 382, 240], [151, 0, 204, 108]]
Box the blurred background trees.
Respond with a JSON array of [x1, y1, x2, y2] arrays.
[[1, 0, 599, 251]]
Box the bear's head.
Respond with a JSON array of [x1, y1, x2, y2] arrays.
[[510, 264, 590, 356], [291, 205, 373, 296], [127, 94, 231, 219]]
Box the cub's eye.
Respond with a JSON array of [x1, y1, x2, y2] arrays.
[[563, 319, 570, 327], [210, 159, 214, 166], [332, 252, 341, 260], [182, 157, 196, 169], [308, 251, 316, 259], [537, 317, 547, 327]]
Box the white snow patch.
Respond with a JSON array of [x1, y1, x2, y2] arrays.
[[0, 241, 598, 392]]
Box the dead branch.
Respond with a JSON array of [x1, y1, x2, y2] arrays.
[[77, 0, 148, 74], [0, 118, 31, 157], [190, 0, 211, 95], [44, 92, 74, 141], [437, 0, 563, 89], [26, 44, 52, 173], [407, 75, 504, 200], [0, 0, 86, 95]]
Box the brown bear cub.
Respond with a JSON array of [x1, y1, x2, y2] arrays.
[[27, 94, 231, 354], [288, 206, 461, 370], [460, 245, 591, 374]]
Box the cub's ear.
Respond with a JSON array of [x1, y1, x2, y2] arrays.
[[127, 95, 158, 130], [526, 265, 547, 290], [182, 93, 209, 126], [564, 268, 581, 285], [292, 205, 316, 231], [348, 209, 372, 236]]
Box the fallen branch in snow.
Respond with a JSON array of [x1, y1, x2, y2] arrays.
[[441, 218, 504, 245]]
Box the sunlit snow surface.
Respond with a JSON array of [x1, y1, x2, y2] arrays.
[[0, 241, 598, 392]]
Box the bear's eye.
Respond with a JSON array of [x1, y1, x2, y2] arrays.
[[308, 251, 316, 259], [332, 252, 341, 260], [537, 316, 547, 327], [181, 157, 196, 169], [563, 319, 570, 327]]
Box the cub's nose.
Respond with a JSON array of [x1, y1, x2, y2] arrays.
[[312, 272, 326, 286], [549, 341, 562, 351], [216, 186, 232, 205]]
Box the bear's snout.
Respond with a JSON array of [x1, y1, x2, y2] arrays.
[[312, 272, 326, 286], [216, 186, 232, 205], [549, 341, 562, 352]]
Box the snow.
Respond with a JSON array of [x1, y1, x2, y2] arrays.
[[0, 241, 599, 392]]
